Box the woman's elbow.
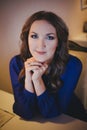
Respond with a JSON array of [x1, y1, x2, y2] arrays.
[[13, 103, 34, 120]]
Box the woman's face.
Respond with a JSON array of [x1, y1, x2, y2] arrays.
[[28, 20, 58, 64]]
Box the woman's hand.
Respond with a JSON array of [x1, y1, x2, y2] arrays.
[[25, 57, 48, 81], [24, 57, 37, 93], [24, 57, 36, 81], [31, 62, 48, 81]]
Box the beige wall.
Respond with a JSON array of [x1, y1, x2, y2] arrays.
[[0, 0, 87, 93]]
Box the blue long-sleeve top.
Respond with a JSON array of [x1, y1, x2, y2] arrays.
[[9, 54, 82, 120]]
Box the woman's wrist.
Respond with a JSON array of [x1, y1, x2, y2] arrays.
[[25, 78, 34, 93], [33, 78, 46, 96]]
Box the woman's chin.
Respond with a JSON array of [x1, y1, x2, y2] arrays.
[[35, 58, 46, 63]]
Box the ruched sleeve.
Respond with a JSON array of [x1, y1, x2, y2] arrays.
[[37, 90, 61, 118], [57, 55, 82, 112], [9, 55, 36, 120]]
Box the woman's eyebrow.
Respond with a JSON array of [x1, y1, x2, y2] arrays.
[[46, 33, 56, 36], [30, 32, 37, 34], [30, 32, 56, 36]]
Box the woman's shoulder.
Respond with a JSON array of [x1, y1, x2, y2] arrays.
[[61, 54, 82, 79], [67, 54, 82, 70], [9, 54, 23, 68], [68, 54, 82, 65]]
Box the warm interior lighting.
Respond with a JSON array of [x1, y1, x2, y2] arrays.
[[83, 21, 87, 33], [83, 21, 87, 40]]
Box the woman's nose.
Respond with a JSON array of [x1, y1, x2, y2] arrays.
[[38, 39, 46, 49]]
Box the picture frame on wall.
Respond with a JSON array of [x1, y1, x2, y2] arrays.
[[81, 0, 87, 10]]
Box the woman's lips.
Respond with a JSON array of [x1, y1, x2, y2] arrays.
[[36, 50, 46, 55]]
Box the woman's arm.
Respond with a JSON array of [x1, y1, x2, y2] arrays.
[[37, 90, 61, 118], [29, 60, 61, 118], [9, 55, 36, 120], [36, 55, 82, 118], [57, 55, 82, 113]]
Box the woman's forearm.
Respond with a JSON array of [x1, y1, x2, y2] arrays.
[[33, 78, 46, 96], [25, 77, 35, 93]]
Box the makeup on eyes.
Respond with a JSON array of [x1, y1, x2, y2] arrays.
[[29, 32, 56, 40]]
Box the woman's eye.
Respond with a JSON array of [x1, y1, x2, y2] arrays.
[[31, 34, 38, 39], [47, 36, 55, 40]]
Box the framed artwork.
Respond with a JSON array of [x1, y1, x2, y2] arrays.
[[81, 0, 87, 10]]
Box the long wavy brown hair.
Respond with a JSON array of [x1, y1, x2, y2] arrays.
[[19, 11, 69, 91]]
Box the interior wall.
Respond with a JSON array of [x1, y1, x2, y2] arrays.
[[0, 0, 87, 93]]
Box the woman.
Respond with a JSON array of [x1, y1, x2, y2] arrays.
[[9, 11, 87, 121]]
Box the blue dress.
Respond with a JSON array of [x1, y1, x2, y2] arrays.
[[9, 54, 86, 121]]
